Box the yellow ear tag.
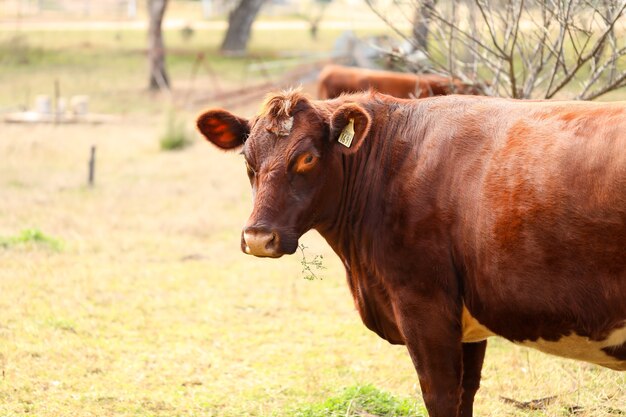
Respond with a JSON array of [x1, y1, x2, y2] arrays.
[[338, 118, 355, 148]]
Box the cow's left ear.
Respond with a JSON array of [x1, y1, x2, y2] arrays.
[[197, 109, 250, 150], [329, 103, 371, 155]]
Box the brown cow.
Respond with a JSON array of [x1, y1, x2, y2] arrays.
[[318, 64, 483, 99], [197, 90, 626, 417]]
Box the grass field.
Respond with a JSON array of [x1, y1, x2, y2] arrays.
[[0, 12, 625, 417], [0, 25, 368, 115]]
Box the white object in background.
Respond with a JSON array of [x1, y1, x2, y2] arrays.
[[127, 0, 137, 18], [70, 96, 89, 116], [35, 95, 51, 114], [202, 0, 212, 18]]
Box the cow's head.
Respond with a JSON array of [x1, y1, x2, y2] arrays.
[[197, 89, 371, 258]]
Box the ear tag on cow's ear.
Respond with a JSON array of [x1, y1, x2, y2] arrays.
[[338, 118, 355, 148]]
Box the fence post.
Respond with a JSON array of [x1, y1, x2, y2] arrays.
[[88, 145, 96, 187], [54, 79, 60, 125]]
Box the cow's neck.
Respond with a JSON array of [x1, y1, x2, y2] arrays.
[[319, 98, 428, 264], [315, 98, 430, 344]]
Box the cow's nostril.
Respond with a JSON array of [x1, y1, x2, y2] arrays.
[[266, 231, 279, 250]]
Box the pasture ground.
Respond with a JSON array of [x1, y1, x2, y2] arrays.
[[0, 14, 625, 417]]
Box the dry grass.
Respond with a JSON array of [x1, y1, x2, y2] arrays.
[[0, 116, 624, 417], [0, 16, 624, 417]]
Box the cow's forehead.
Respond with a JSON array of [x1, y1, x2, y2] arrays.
[[245, 114, 301, 160], [245, 89, 318, 158], [251, 114, 294, 137], [258, 89, 305, 125]]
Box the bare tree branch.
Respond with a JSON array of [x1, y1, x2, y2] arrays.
[[582, 70, 626, 100], [366, 0, 626, 100]]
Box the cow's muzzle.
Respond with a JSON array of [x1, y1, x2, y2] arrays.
[[241, 226, 283, 258]]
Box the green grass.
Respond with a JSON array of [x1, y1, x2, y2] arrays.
[[292, 384, 426, 417], [0, 228, 63, 251], [0, 29, 239, 114], [0, 25, 380, 115], [159, 110, 193, 151]]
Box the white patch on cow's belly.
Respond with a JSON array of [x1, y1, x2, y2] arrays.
[[517, 324, 626, 371], [461, 305, 496, 343], [461, 306, 626, 370]]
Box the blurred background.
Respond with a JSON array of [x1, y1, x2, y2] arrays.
[[0, 1, 625, 416]]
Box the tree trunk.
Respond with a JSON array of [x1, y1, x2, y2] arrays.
[[412, 0, 436, 53], [148, 0, 169, 91], [220, 0, 265, 55]]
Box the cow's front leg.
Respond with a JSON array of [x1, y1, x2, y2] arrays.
[[394, 294, 464, 417], [460, 341, 487, 417]]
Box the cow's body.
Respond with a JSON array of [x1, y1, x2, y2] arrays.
[[198, 91, 626, 417], [318, 64, 483, 99], [322, 96, 626, 367]]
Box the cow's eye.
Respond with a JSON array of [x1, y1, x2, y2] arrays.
[[294, 152, 318, 173]]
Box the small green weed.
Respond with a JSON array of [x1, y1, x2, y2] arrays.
[[159, 111, 192, 151], [292, 384, 425, 417], [298, 243, 326, 280], [0, 228, 63, 251], [45, 317, 78, 333]]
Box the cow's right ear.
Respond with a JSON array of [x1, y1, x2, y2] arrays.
[[329, 103, 371, 155], [197, 109, 250, 150]]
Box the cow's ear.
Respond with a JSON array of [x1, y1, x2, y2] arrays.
[[197, 109, 249, 150], [329, 103, 371, 154]]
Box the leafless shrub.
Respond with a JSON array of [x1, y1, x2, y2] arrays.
[[366, 0, 626, 99]]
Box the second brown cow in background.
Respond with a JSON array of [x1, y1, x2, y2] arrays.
[[318, 64, 484, 99]]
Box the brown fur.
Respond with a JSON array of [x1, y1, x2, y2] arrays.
[[317, 64, 484, 99], [198, 91, 626, 417]]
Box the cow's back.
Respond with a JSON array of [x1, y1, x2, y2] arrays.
[[318, 65, 484, 99], [416, 74, 480, 97], [318, 65, 366, 99], [366, 72, 418, 98], [318, 65, 420, 99]]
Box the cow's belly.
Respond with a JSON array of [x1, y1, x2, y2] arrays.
[[461, 306, 626, 370], [518, 328, 626, 370]]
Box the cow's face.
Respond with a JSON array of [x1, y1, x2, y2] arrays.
[[197, 90, 371, 258]]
